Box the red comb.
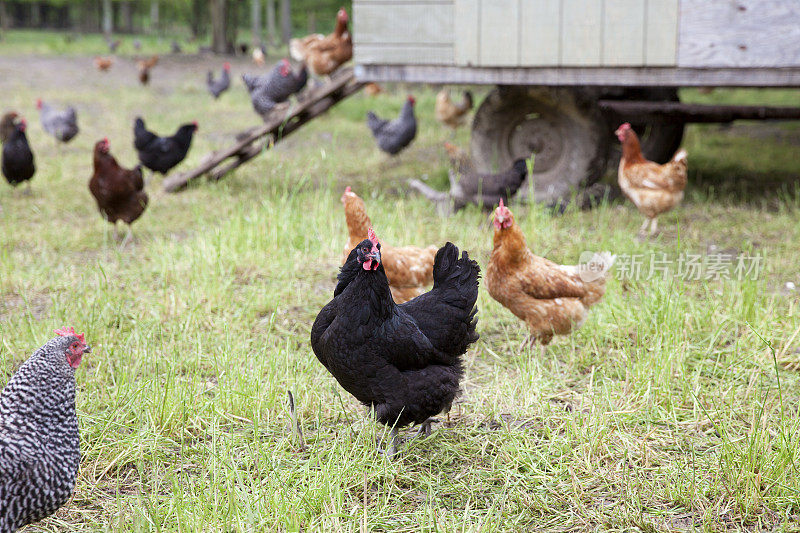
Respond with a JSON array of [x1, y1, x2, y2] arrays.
[[345, 186, 351, 193], [55, 327, 85, 344], [499, 198, 504, 208], [367, 227, 378, 244]]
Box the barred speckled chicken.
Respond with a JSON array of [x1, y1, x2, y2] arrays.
[[0, 328, 90, 532]]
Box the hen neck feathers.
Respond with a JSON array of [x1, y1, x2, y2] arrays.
[[493, 224, 529, 264]]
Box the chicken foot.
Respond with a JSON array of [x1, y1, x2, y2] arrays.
[[413, 417, 439, 439]]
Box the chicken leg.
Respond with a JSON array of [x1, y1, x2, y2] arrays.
[[638, 218, 650, 237], [384, 426, 399, 459], [649, 217, 659, 236], [119, 225, 135, 248]]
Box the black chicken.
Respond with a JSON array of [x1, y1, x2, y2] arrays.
[[366, 96, 417, 155], [133, 117, 197, 176], [0, 327, 91, 532], [242, 58, 308, 116], [311, 229, 480, 456], [409, 142, 529, 215], [2, 118, 35, 192], [207, 62, 231, 99]]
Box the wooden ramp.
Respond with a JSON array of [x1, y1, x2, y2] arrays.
[[163, 68, 365, 193]]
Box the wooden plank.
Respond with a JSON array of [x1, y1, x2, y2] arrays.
[[355, 44, 454, 65], [164, 69, 365, 192], [479, 0, 518, 66], [603, 0, 644, 65], [355, 64, 800, 87], [678, 0, 800, 67], [454, 0, 479, 66], [354, 2, 453, 45], [561, 0, 602, 66], [599, 100, 800, 123], [645, 0, 678, 66], [520, 0, 562, 66]]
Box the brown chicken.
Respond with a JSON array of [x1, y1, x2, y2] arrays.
[[89, 138, 148, 243], [94, 56, 113, 72], [364, 83, 383, 96], [341, 186, 437, 303], [615, 122, 688, 237], [289, 8, 352, 77], [136, 55, 159, 85], [0, 111, 18, 143], [486, 200, 614, 353], [435, 90, 473, 131]]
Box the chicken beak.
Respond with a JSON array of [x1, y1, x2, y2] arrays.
[[368, 249, 381, 267], [83, 345, 92, 354]]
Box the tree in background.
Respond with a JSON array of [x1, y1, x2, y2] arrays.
[[0, 0, 350, 50]]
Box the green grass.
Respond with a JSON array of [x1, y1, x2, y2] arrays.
[[0, 29, 192, 56], [1, 52, 800, 531]]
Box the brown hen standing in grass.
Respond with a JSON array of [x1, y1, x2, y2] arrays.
[[615, 122, 688, 237], [136, 55, 159, 85], [341, 186, 437, 303], [486, 200, 614, 354], [435, 89, 473, 132], [89, 138, 148, 244]]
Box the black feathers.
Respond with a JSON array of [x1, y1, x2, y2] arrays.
[[133, 117, 197, 175], [366, 98, 417, 156], [2, 122, 35, 187], [311, 240, 480, 429]]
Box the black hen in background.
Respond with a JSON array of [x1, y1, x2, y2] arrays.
[[0, 327, 90, 532], [2, 118, 35, 191], [133, 117, 197, 176], [366, 96, 417, 155], [409, 142, 529, 215], [311, 229, 480, 456], [37, 99, 79, 144], [207, 62, 231, 99]]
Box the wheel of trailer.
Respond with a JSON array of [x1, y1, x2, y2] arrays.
[[603, 87, 685, 166], [470, 86, 609, 203]]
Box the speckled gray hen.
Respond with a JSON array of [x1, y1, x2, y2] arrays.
[[0, 328, 90, 532]]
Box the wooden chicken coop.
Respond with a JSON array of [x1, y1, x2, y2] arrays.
[[352, 0, 800, 202]]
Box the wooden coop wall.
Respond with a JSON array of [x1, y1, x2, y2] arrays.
[[353, 0, 800, 69]]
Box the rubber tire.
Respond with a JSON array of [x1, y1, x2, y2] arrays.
[[470, 86, 609, 204]]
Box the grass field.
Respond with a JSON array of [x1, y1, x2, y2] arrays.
[[1, 45, 800, 531]]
